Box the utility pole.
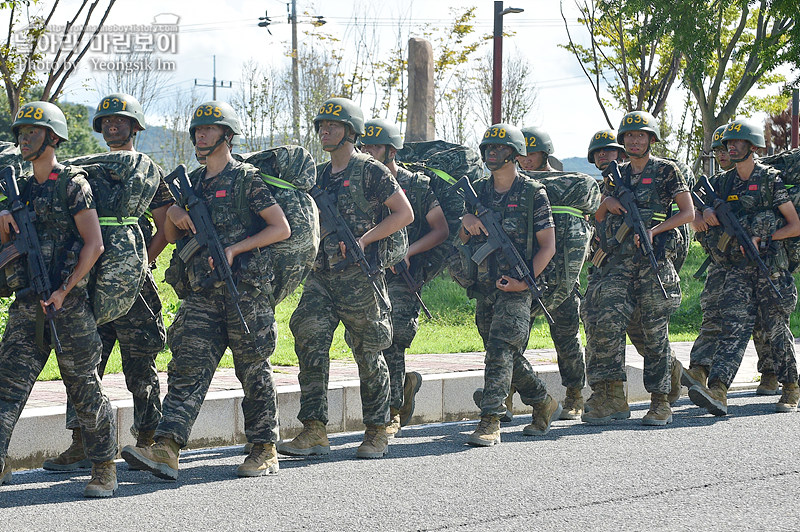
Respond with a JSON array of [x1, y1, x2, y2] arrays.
[[194, 55, 232, 100], [491, 1, 523, 124], [290, 0, 300, 143]]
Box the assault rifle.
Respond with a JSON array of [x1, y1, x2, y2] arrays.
[[602, 160, 668, 299], [0, 166, 63, 355], [393, 259, 432, 319], [690, 186, 714, 279], [697, 174, 782, 298], [309, 184, 390, 308], [166, 164, 250, 333], [454, 176, 553, 324]]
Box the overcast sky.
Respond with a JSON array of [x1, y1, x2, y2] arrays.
[[9, 0, 647, 158]]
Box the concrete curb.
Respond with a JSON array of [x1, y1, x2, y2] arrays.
[[9, 362, 759, 471]]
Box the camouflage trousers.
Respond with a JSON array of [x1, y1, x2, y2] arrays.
[[290, 267, 392, 426], [158, 284, 278, 447], [582, 254, 681, 394], [0, 291, 116, 462], [476, 288, 549, 417], [65, 269, 165, 434], [535, 289, 585, 389], [383, 275, 421, 410], [696, 265, 797, 387]]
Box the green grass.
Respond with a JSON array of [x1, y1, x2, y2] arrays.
[[4, 241, 799, 381]]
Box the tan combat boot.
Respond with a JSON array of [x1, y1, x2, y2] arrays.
[[356, 425, 389, 459], [386, 408, 402, 438], [668, 359, 684, 405], [124, 429, 158, 471], [42, 428, 91, 471], [776, 382, 800, 413], [681, 365, 708, 390], [523, 395, 563, 436], [398, 371, 422, 427], [0, 457, 11, 485], [276, 420, 330, 457], [83, 460, 117, 498], [560, 387, 584, 420], [467, 415, 501, 447], [121, 437, 180, 481], [642, 393, 673, 426], [237, 443, 279, 477], [757, 372, 781, 396], [582, 380, 630, 425], [583, 381, 606, 414], [688, 380, 728, 416]]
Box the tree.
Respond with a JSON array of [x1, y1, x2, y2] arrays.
[[232, 59, 290, 152], [474, 50, 538, 129], [766, 104, 792, 153], [1, 0, 117, 116], [560, 0, 681, 127]]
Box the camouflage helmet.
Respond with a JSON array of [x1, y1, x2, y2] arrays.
[[587, 129, 623, 163], [721, 119, 765, 149], [479, 123, 527, 161], [360, 118, 403, 149], [189, 100, 242, 143], [520, 126, 554, 155], [12, 101, 69, 143], [618, 110, 660, 142], [313, 97, 365, 136], [92, 93, 146, 132]]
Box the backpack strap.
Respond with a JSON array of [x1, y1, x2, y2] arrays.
[[345, 153, 373, 217]]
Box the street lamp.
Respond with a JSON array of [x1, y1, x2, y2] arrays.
[[492, 1, 524, 124]]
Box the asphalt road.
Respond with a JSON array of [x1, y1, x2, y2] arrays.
[[2, 392, 799, 531]]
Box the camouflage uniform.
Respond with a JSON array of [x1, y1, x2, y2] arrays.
[[383, 167, 439, 410], [584, 157, 687, 394], [467, 174, 555, 416], [0, 167, 117, 464], [691, 164, 798, 388], [289, 154, 399, 426], [63, 169, 172, 436], [156, 160, 280, 446]]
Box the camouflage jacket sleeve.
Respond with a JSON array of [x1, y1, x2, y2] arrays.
[[65, 170, 96, 216]]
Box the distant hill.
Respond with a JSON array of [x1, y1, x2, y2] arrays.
[[562, 156, 602, 180]]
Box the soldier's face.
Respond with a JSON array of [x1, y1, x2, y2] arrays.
[[714, 146, 734, 170], [485, 144, 513, 170], [726, 139, 751, 161], [622, 131, 652, 156], [593, 147, 621, 170], [317, 120, 346, 150], [361, 144, 386, 161], [16, 125, 48, 159], [101, 115, 133, 145], [516, 151, 546, 171]]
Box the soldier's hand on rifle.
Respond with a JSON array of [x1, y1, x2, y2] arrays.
[[339, 237, 365, 260], [42, 287, 66, 312], [209, 246, 236, 270], [390, 254, 411, 275], [166, 205, 196, 234], [496, 275, 527, 292], [0, 210, 18, 238], [634, 229, 653, 248], [603, 196, 627, 216], [461, 213, 487, 237], [702, 207, 720, 227], [691, 209, 709, 232], [742, 236, 761, 257]]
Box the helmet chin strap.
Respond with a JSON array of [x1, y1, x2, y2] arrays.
[[729, 145, 753, 164], [323, 126, 357, 152], [534, 154, 548, 171], [194, 131, 232, 162], [20, 133, 54, 162], [105, 121, 136, 148], [485, 150, 517, 171]]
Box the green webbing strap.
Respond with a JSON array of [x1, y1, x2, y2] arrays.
[[671, 204, 680, 214], [551, 205, 584, 218], [652, 213, 667, 222], [260, 173, 297, 190], [429, 168, 457, 186], [99, 216, 139, 226]]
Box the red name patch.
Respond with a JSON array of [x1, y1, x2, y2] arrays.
[[48, 172, 59, 181], [215, 190, 227, 198], [507, 204, 518, 208], [642, 178, 652, 184], [343, 180, 350, 187], [748, 184, 759, 191]]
